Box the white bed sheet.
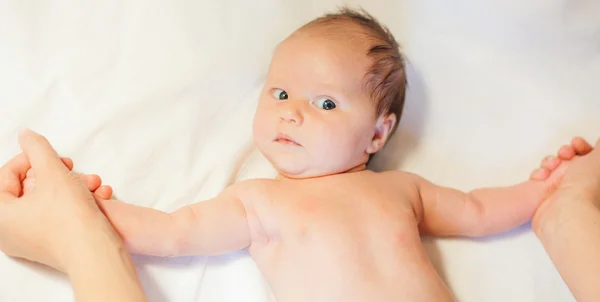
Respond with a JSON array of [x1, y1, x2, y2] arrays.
[[0, 0, 599, 301]]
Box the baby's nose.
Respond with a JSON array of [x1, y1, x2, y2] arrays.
[[279, 101, 304, 125]]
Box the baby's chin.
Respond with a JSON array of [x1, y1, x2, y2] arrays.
[[258, 145, 358, 179], [263, 154, 319, 179], [270, 159, 314, 179], [268, 156, 358, 179]]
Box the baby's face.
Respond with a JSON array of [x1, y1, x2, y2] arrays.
[[253, 29, 384, 178]]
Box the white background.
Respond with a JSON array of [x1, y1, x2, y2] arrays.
[[1, 0, 599, 301]]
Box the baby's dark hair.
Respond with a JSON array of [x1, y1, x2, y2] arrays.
[[303, 7, 407, 136]]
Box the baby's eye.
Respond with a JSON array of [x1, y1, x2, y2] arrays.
[[272, 89, 288, 100], [315, 97, 336, 110]]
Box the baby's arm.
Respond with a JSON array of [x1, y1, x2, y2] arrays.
[[415, 177, 557, 237], [415, 143, 576, 237], [96, 185, 250, 257]]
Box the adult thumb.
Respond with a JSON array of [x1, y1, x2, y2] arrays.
[[18, 129, 68, 177]]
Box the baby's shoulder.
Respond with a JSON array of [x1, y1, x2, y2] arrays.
[[369, 170, 426, 200]]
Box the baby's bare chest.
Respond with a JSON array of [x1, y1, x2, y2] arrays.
[[242, 175, 450, 302], [253, 175, 420, 247]]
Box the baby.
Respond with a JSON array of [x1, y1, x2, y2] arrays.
[[27, 8, 593, 302]]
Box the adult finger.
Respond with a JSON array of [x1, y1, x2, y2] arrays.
[[61, 157, 74, 170], [0, 153, 30, 199], [530, 168, 550, 181], [18, 129, 68, 178], [557, 145, 576, 160], [571, 137, 594, 156], [24, 157, 75, 181]]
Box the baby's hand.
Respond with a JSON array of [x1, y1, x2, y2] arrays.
[[22, 157, 113, 199], [529, 137, 593, 192]]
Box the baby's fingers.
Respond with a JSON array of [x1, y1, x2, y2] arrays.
[[79, 174, 102, 192], [94, 185, 113, 200]]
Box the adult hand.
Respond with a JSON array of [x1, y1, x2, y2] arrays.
[[0, 129, 117, 271], [0, 129, 146, 301], [532, 137, 600, 302], [533, 137, 600, 227]]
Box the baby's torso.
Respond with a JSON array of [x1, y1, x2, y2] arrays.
[[238, 170, 453, 302]]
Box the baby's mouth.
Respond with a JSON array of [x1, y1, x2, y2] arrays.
[[274, 133, 301, 146]]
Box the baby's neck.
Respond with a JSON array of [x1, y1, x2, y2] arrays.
[[276, 163, 368, 181]]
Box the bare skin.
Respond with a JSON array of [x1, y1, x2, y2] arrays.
[[1, 130, 145, 302], [20, 136, 594, 302], [90, 145, 578, 302], [532, 138, 600, 301], [20, 21, 595, 301]]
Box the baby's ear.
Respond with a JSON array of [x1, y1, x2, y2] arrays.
[[366, 113, 396, 154]]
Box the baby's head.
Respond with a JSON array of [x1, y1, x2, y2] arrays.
[[253, 8, 406, 178]]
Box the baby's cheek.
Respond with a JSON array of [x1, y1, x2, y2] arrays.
[[253, 122, 271, 144], [315, 129, 356, 163], [252, 115, 268, 138]]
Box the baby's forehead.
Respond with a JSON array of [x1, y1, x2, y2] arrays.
[[274, 24, 373, 68], [292, 20, 374, 50], [272, 34, 368, 78]]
